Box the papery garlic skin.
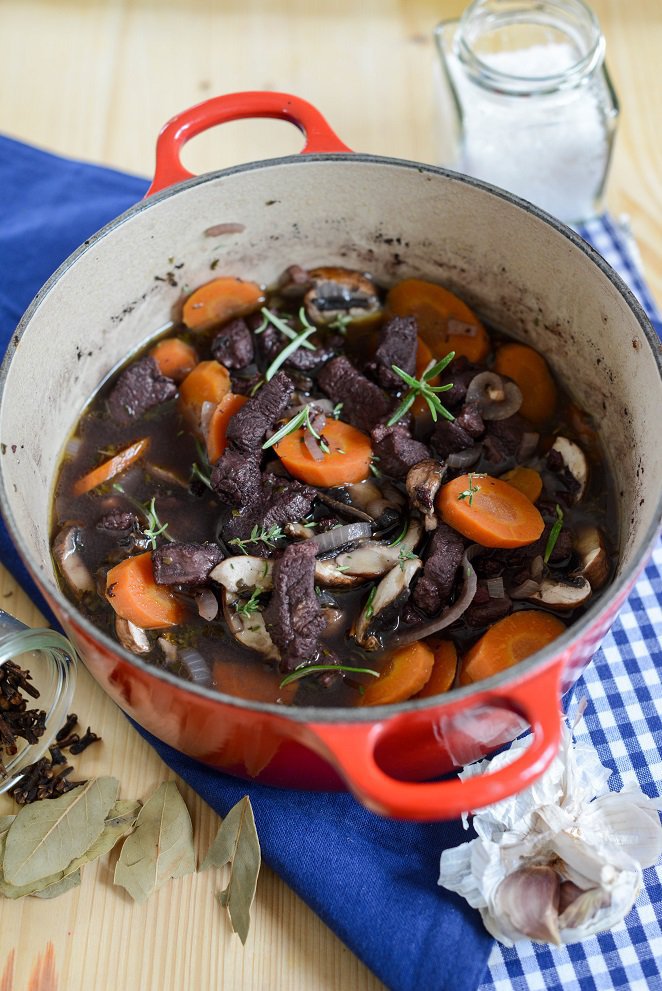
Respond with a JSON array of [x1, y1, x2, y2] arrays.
[[438, 723, 662, 947]]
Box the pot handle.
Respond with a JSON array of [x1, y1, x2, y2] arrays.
[[147, 91, 352, 196], [306, 660, 565, 821]]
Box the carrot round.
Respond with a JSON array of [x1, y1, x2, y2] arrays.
[[460, 611, 565, 686], [437, 473, 545, 548], [178, 360, 231, 432], [387, 279, 490, 363], [73, 438, 150, 497], [360, 642, 435, 706], [415, 640, 457, 698], [206, 393, 248, 464], [182, 277, 265, 332], [150, 337, 198, 383], [500, 466, 543, 504], [105, 552, 184, 629], [492, 343, 558, 425], [274, 419, 372, 486]]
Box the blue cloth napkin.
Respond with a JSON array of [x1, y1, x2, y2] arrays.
[[0, 134, 493, 991]]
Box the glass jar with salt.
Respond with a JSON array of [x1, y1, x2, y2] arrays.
[[434, 0, 619, 223]]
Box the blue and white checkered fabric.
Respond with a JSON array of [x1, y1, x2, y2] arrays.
[[480, 215, 662, 991]]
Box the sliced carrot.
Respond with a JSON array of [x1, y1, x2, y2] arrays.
[[500, 466, 543, 504], [212, 659, 297, 705], [105, 552, 184, 629], [360, 641, 435, 706], [73, 438, 150, 497], [182, 277, 265, 332], [206, 393, 248, 464], [460, 611, 565, 685], [415, 640, 458, 698], [150, 337, 198, 383], [437, 473, 545, 548], [492, 343, 558, 426], [178, 360, 231, 433], [386, 278, 490, 363], [274, 419, 372, 487]]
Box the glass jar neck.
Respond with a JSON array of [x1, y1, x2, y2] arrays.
[[455, 0, 605, 96]]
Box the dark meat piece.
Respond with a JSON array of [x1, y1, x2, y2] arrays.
[[222, 477, 316, 554], [483, 414, 532, 464], [412, 524, 466, 615], [226, 370, 294, 452], [371, 424, 430, 479], [438, 357, 481, 411], [264, 540, 326, 670], [430, 419, 474, 459], [230, 371, 264, 397], [366, 316, 417, 390], [107, 356, 177, 424], [465, 583, 512, 628], [210, 449, 262, 506], [211, 318, 254, 370], [258, 325, 335, 373], [96, 509, 140, 532], [318, 356, 391, 434], [152, 542, 223, 586], [455, 402, 485, 439]]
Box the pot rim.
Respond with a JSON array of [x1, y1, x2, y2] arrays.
[[1, 151, 661, 726]]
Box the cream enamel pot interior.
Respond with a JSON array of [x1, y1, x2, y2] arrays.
[[1, 93, 661, 821]]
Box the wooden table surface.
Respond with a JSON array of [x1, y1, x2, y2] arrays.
[[0, 2, 660, 989]]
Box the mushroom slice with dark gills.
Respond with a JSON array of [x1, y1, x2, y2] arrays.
[[548, 436, 589, 504], [115, 617, 151, 655], [526, 574, 592, 612], [335, 517, 423, 579], [52, 523, 95, 598], [210, 556, 279, 660], [352, 556, 422, 650], [304, 267, 382, 326], [406, 459, 446, 531], [573, 525, 609, 590], [465, 370, 523, 420]]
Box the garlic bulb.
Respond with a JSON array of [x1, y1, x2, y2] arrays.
[[438, 722, 662, 946]]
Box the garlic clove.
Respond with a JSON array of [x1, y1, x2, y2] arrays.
[[580, 789, 662, 869], [495, 866, 561, 945]]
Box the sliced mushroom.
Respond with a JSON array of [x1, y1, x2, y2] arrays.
[[340, 479, 404, 527], [158, 636, 178, 664], [284, 521, 315, 540], [406, 460, 446, 531], [221, 588, 279, 660], [115, 617, 151, 655], [335, 518, 423, 578], [573, 526, 609, 590], [550, 437, 588, 503], [313, 558, 366, 589], [210, 556, 273, 594], [52, 523, 95, 597], [275, 263, 313, 299], [466, 371, 523, 420], [352, 557, 421, 650], [526, 575, 592, 612], [304, 267, 382, 326]]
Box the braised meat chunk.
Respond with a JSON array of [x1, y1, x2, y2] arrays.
[[211, 318, 254, 370], [265, 540, 326, 671], [152, 542, 223, 586], [318, 356, 392, 433], [226, 370, 294, 451], [367, 316, 417, 390], [107, 356, 177, 424], [413, 524, 466, 615]]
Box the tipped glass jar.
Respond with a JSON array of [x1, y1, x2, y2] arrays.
[[0, 610, 77, 795], [434, 0, 619, 223]]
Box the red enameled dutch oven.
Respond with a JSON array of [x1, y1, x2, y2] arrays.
[[1, 93, 661, 821]]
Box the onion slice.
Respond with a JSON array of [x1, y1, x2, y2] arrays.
[[179, 647, 213, 687], [304, 430, 325, 461], [487, 576, 505, 599], [510, 577, 542, 599], [195, 588, 219, 621], [392, 545, 480, 645], [309, 521, 373, 554]]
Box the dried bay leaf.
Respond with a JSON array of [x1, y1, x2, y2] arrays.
[[0, 816, 15, 834], [3, 776, 119, 887], [201, 796, 261, 944], [114, 781, 195, 903], [33, 870, 82, 899], [105, 799, 142, 829]]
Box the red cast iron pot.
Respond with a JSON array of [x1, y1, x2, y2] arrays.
[[1, 93, 661, 821]]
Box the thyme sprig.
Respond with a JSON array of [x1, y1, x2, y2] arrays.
[[112, 485, 174, 548], [386, 352, 456, 426], [262, 404, 325, 451], [457, 472, 487, 508], [544, 504, 565, 564], [234, 587, 264, 617], [398, 548, 418, 571], [229, 524, 284, 554], [279, 664, 379, 688]]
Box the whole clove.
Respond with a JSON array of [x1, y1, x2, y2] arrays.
[[69, 728, 101, 755], [55, 712, 79, 743], [0, 661, 48, 776]]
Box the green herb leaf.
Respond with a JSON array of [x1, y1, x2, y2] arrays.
[[386, 352, 456, 427], [259, 307, 316, 349], [398, 548, 417, 571], [228, 524, 284, 554], [279, 664, 380, 688], [544, 504, 565, 564], [265, 325, 316, 381], [3, 777, 119, 888], [457, 472, 487, 508], [113, 781, 195, 903], [364, 586, 377, 620], [234, 587, 263, 617], [200, 796, 261, 945]]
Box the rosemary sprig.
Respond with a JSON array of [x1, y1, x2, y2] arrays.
[[457, 472, 487, 508], [258, 307, 316, 349], [262, 404, 325, 450], [265, 325, 316, 381], [191, 461, 213, 490], [332, 402, 344, 419], [389, 520, 409, 547], [364, 586, 377, 620], [386, 352, 456, 426], [279, 664, 379, 688], [544, 504, 565, 564], [234, 587, 263, 617], [229, 523, 284, 554]]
